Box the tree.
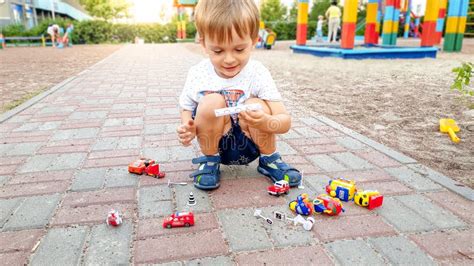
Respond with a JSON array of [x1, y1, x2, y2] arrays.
[[260, 0, 287, 22], [288, 0, 298, 22], [79, 0, 129, 21], [309, 0, 331, 22]]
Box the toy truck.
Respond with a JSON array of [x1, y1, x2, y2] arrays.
[[313, 194, 345, 216], [163, 212, 195, 228], [267, 180, 290, 196], [326, 178, 357, 202], [128, 158, 165, 178], [354, 190, 384, 210]]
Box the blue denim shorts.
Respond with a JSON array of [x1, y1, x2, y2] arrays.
[[192, 108, 260, 165]]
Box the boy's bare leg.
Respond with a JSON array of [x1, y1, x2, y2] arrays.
[[194, 93, 231, 155], [240, 98, 276, 154]]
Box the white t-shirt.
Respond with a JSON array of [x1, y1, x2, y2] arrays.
[[317, 20, 324, 31], [179, 59, 282, 111], [47, 25, 60, 35]]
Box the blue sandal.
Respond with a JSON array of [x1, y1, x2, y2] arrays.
[[258, 152, 301, 187], [189, 155, 221, 190]]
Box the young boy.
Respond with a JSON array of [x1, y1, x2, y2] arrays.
[[316, 15, 325, 42], [177, 0, 301, 190]]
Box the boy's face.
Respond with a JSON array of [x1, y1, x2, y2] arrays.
[[202, 29, 256, 79]]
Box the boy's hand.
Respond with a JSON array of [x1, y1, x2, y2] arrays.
[[239, 109, 268, 130], [177, 120, 196, 147]]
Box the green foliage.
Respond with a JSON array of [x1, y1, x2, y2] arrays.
[[260, 0, 287, 22], [0, 24, 26, 36], [309, 0, 331, 22], [451, 62, 474, 97], [288, 0, 298, 22], [79, 0, 129, 21]]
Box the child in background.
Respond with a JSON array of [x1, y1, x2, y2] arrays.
[[177, 0, 301, 190], [62, 23, 74, 47], [47, 24, 61, 47], [316, 15, 325, 42], [0, 33, 5, 49]]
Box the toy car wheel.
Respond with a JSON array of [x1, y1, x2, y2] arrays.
[[184, 223, 190, 227], [284, 191, 289, 195], [166, 224, 171, 229]]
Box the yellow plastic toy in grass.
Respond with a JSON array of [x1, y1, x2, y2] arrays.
[[439, 118, 460, 143]]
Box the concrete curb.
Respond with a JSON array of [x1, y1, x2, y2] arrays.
[[0, 45, 126, 124], [313, 115, 474, 201]]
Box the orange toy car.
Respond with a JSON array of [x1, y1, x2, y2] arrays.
[[128, 158, 165, 178]]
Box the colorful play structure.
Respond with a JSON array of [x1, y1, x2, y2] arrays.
[[291, 0, 470, 59], [257, 21, 277, 49], [173, 0, 198, 40]]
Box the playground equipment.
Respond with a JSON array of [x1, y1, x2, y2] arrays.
[[291, 0, 470, 59], [257, 22, 277, 49], [173, 0, 197, 40]]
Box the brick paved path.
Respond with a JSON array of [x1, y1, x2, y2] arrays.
[[0, 44, 472, 265]]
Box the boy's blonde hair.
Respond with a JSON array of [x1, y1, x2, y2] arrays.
[[194, 0, 260, 43]]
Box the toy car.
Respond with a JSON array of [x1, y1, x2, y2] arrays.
[[289, 193, 314, 216], [326, 178, 357, 202], [313, 194, 345, 216], [354, 190, 383, 210], [163, 212, 195, 228], [267, 180, 290, 196], [128, 158, 165, 178]]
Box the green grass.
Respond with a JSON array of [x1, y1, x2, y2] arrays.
[[2, 88, 46, 113]]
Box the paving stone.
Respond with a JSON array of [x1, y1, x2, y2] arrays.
[[217, 208, 272, 252], [0, 164, 17, 175], [3, 194, 61, 230], [3, 142, 43, 156], [328, 169, 394, 183], [312, 214, 396, 241], [210, 178, 285, 210], [335, 136, 368, 150], [304, 174, 332, 194], [52, 203, 135, 226], [18, 153, 86, 173], [47, 153, 87, 171], [71, 168, 106, 191], [84, 223, 132, 265], [62, 187, 136, 207], [0, 175, 8, 186], [104, 117, 143, 127], [11, 122, 42, 132], [30, 226, 88, 266], [69, 111, 108, 120], [360, 180, 412, 196], [385, 166, 442, 191], [0, 198, 23, 227], [116, 136, 142, 150], [279, 129, 302, 139], [92, 137, 119, 150], [139, 185, 173, 218], [293, 127, 322, 138], [296, 144, 347, 154], [410, 228, 474, 260], [394, 194, 466, 229], [287, 137, 337, 146], [261, 205, 316, 247], [8, 170, 74, 185], [83, 156, 137, 168], [143, 147, 170, 162], [235, 245, 333, 265], [38, 106, 76, 114], [134, 230, 227, 264], [308, 154, 347, 172], [368, 236, 435, 265], [376, 197, 435, 232], [145, 123, 180, 135], [425, 191, 474, 223], [325, 239, 386, 265], [300, 117, 326, 126], [88, 149, 140, 159], [0, 229, 43, 252], [0, 251, 28, 265], [186, 256, 233, 266], [105, 167, 139, 188], [276, 141, 298, 155], [331, 152, 375, 170], [354, 150, 401, 168], [175, 185, 211, 213], [51, 128, 99, 140]]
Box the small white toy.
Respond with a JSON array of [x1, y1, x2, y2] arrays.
[[254, 209, 273, 225], [273, 211, 314, 231], [214, 103, 263, 117], [167, 180, 188, 187], [298, 170, 305, 189]]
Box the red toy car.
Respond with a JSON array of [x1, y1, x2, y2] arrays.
[[128, 158, 165, 178], [267, 180, 290, 196], [163, 212, 195, 228], [313, 194, 345, 216]]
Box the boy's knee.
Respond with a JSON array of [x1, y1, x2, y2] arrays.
[[245, 98, 271, 114], [196, 93, 226, 118]]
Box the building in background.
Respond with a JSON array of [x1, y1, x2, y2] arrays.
[[0, 0, 90, 28]]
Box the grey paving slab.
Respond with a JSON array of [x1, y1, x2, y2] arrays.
[[146, 108, 179, 116], [3, 194, 61, 231], [117, 136, 142, 150], [395, 194, 466, 229], [69, 111, 108, 120], [38, 106, 76, 114], [385, 166, 443, 192], [299, 117, 326, 126], [11, 122, 42, 132], [0, 198, 23, 228], [12, 122, 59, 132], [84, 223, 132, 265], [315, 115, 417, 164], [308, 154, 347, 172], [112, 103, 145, 111], [279, 129, 302, 139], [30, 226, 88, 266], [217, 208, 272, 252], [261, 205, 316, 247], [304, 174, 332, 195], [368, 236, 435, 265], [145, 123, 180, 135], [293, 127, 322, 138], [335, 136, 368, 150], [330, 152, 374, 170], [71, 168, 107, 191], [276, 141, 298, 155], [104, 117, 144, 127], [186, 256, 234, 266], [51, 128, 100, 141], [143, 147, 171, 162], [105, 167, 139, 188], [3, 142, 43, 156], [47, 153, 87, 171], [325, 239, 386, 265], [0, 175, 8, 186], [408, 164, 474, 201], [139, 185, 173, 218], [175, 185, 212, 213], [167, 146, 197, 162], [92, 137, 119, 151], [376, 197, 435, 232]]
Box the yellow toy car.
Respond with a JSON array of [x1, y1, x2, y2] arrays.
[[325, 178, 357, 202], [354, 190, 383, 210]]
